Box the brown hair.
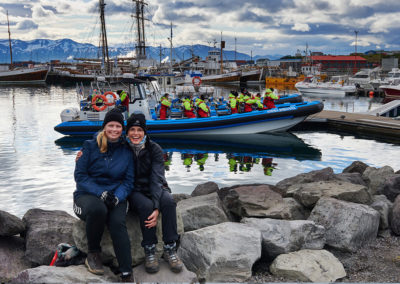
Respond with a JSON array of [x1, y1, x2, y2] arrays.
[[96, 130, 108, 153]]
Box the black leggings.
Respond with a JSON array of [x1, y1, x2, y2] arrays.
[[128, 190, 179, 247], [73, 194, 132, 273]]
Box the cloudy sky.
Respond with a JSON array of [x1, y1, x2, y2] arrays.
[[1, 0, 400, 57]]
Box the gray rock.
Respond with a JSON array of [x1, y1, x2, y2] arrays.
[[334, 172, 367, 186], [390, 195, 400, 235], [371, 195, 393, 230], [381, 174, 400, 202], [133, 259, 197, 283], [178, 222, 261, 282], [219, 184, 289, 219], [241, 218, 325, 259], [0, 236, 31, 282], [275, 167, 336, 192], [286, 180, 371, 208], [0, 210, 25, 237], [363, 166, 395, 195], [177, 192, 228, 232], [12, 265, 118, 283], [342, 161, 369, 174], [191, 181, 219, 197], [282, 197, 309, 220], [270, 249, 346, 282], [22, 209, 77, 265], [308, 197, 380, 252], [73, 211, 184, 266], [172, 193, 191, 203]]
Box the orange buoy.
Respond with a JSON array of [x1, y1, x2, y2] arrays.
[[369, 91, 374, 98]]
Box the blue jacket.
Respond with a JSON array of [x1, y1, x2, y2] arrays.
[[74, 137, 134, 202]]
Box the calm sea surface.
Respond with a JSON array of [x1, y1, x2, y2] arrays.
[[0, 84, 399, 218]]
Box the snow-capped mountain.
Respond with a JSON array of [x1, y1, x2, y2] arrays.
[[0, 38, 283, 63]]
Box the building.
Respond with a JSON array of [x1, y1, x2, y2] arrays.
[[310, 55, 368, 75]]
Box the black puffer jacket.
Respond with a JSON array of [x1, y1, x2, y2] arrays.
[[130, 139, 169, 210]]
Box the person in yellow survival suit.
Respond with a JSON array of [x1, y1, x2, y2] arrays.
[[117, 90, 129, 112], [263, 88, 279, 109], [195, 96, 210, 118], [183, 96, 196, 118], [195, 153, 208, 171], [160, 93, 171, 120], [244, 93, 258, 112], [254, 93, 264, 110], [229, 91, 238, 114]]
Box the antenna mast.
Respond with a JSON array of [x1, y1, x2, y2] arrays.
[[7, 11, 13, 70]]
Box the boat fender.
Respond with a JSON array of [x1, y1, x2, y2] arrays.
[[192, 76, 202, 87], [92, 94, 108, 111], [103, 91, 118, 106]]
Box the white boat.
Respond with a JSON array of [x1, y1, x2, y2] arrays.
[[295, 75, 357, 98], [348, 67, 380, 90], [370, 68, 400, 90]]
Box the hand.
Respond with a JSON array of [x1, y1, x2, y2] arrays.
[[144, 209, 159, 228], [101, 191, 119, 209], [75, 150, 83, 162]]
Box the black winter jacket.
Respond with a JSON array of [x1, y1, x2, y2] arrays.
[[130, 139, 169, 210]]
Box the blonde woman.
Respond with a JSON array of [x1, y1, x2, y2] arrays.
[[73, 109, 134, 282]]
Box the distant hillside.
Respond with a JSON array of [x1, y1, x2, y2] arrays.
[[0, 38, 282, 63]]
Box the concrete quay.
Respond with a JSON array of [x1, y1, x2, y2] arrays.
[[294, 110, 400, 141]]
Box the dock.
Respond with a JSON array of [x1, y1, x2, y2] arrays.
[[294, 110, 400, 142]]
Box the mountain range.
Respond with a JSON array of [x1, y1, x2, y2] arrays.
[[0, 38, 284, 64]]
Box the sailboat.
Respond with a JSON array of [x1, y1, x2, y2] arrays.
[[0, 11, 49, 84]]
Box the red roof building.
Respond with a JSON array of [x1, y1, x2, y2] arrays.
[[310, 55, 367, 74]]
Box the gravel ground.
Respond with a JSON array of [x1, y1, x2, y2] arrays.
[[249, 232, 400, 283]]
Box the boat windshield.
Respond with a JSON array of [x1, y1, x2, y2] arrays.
[[129, 83, 146, 103]]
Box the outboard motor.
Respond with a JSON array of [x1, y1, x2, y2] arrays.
[[60, 108, 79, 122]]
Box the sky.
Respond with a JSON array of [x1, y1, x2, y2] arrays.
[[1, 0, 400, 57]]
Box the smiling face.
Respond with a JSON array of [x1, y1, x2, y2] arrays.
[[127, 126, 145, 145], [104, 121, 123, 142]]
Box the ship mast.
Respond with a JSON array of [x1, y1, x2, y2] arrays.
[[99, 0, 110, 75], [7, 11, 13, 70], [133, 0, 147, 60]]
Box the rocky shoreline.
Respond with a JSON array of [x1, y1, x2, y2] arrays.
[[1, 160, 400, 283]]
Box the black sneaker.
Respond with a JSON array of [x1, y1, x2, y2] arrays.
[[85, 252, 104, 275], [144, 244, 159, 273], [163, 242, 183, 273]]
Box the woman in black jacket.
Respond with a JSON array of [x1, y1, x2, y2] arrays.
[[126, 113, 183, 274]]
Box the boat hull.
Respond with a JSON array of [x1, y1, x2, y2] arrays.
[[54, 101, 323, 136], [379, 85, 400, 103], [0, 68, 48, 84]]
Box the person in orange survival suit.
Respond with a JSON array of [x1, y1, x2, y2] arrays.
[[160, 93, 171, 120], [195, 95, 210, 118], [228, 91, 238, 114], [263, 88, 279, 109]]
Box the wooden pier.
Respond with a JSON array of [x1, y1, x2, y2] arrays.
[[294, 110, 400, 141]]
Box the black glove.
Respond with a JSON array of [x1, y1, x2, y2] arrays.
[[100, 191, 119, 209]]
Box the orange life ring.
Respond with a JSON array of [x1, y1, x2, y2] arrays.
[[103, 91, 117, 106], [91, 94, 108, 111], [192, 76, 202, 87]]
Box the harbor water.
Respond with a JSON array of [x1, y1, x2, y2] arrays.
[[0, 84, 399, 218]]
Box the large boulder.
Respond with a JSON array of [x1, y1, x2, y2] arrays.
[[177, 192, 228, 232], [191, 181, 219, 197], [334, 172, 367, 186], [308, 197, 380, 252], [12, 265, 118, 283], [270, 249, 346, 282], [22, 209, 77, 265], [178, 222, 261, 282], [241, 218, 325, 259], [133, 259, 197, 283], [0, 210, 25, 237], [380, 174, 400, 202], [286, 180, 371, 208], [363, 166, 395, 195], [73, 211, 184, 266], [275, 167, 336, 192], [0, 236, 31, 282], [219, 185, 288, 219], [281, 197, 309, 220], [342, 161, 369, 174], [390, 195, 400, 235], [370, 195, 392, 231], [172, 193, 191, 203]]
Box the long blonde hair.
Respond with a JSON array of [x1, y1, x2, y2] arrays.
[[96, 130, 108, 153]]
